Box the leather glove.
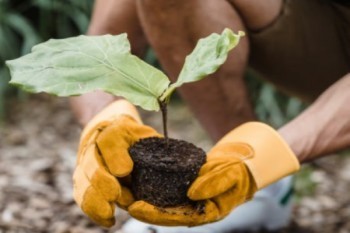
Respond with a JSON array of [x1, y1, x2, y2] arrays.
[[73, 99, 160, 227], [128, 122, 300, 226]]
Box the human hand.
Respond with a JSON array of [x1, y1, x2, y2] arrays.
[[128, 122, 300, 226], [73, 100, 160, 227]]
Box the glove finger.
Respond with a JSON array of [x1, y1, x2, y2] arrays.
[[211, 164, 256, 216], [73, 166, 116, 227], [73, 165, 90, 207], [128, 200, 220, 226], [188, 155, 239, 200], [96, 122, 133, 177], [96, 116, 161, 177], [80, 144, 121, 201], [116, 186, 135, 210], [81, 187, 116, 227]]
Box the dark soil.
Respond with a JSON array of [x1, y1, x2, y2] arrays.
[[129, 137, 206, 207]]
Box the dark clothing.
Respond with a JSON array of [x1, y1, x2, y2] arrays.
[[249, 0, 350, 101], [333, 0, 350, 6]]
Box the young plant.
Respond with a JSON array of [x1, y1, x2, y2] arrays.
[[6, 28, 244, 139], [6, 29, 244, 207]]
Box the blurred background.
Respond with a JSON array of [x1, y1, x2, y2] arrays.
[[0, 0, 350, 232]]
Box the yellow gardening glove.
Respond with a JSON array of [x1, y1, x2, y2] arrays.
[[128, 122, 300, 226], [73, 99, 161, 227]]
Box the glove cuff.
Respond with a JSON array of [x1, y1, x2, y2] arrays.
[[81, 99, 141, 141], [217, 122, 300, 189]]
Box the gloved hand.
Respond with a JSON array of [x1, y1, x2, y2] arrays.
[[128, 122, 300, 226], [73, 99, 160, 227]]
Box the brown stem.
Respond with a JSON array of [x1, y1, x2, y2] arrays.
[[158, 100, 169, 145]]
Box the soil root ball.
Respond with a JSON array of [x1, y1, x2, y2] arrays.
[[129, 137, 206, 207]]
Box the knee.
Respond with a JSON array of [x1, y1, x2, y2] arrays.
[[228, 0, 283, 31], [341, 73, 350, 86]]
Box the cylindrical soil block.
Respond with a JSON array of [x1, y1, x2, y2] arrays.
[[129, 137, 206, 207]]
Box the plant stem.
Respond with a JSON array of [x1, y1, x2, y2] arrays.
[[158, 100, 169, 145]]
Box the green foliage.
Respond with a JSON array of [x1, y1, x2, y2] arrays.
[[8, 34, 170, 111], [161, 29, 244, 101], [0, 0, 93, 118], [245, 69, 307, 127], [1, 0, 305, 124], [293, 165, 317, 200], [7, 29, 243, 111]]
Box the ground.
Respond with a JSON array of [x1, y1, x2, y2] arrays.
[[0, 95, 349, 233]]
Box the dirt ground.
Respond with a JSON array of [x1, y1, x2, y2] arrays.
[[0, 95, 349, 233]]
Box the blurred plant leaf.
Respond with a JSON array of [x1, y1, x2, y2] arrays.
[[294, 165, 317, 200], [4, 12, 40, 53], [0, 0, 93, 119], [33, 0, 90, 32], [0, 25, 20, 60], [0, 67, 11, 119]]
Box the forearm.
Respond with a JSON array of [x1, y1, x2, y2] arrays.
[[278, 73, 350, 162], [70, 0, 147, 126]]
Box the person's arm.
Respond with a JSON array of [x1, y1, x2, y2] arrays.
[[278, 73, 350, 162], [70, 0, 148, 126]]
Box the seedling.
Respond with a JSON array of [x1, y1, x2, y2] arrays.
[[6, 28, 244, 207]]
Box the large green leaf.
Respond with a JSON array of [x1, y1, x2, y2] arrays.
[[160, 29, 244, 101], [6, 34, 170, 111]]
